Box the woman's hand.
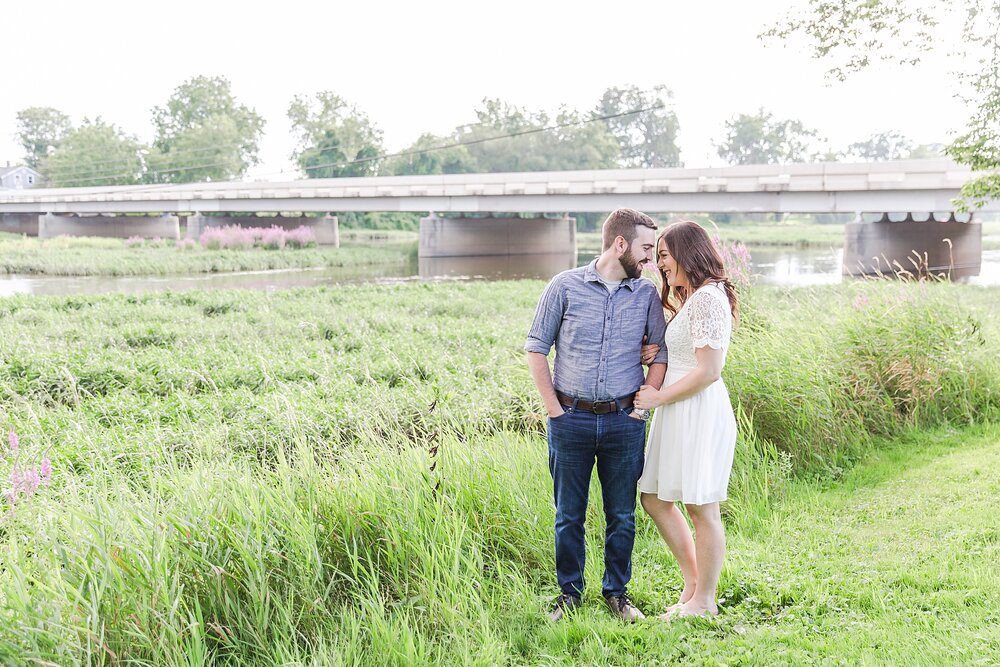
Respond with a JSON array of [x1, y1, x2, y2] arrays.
[[640, 335, 660, 366], [640, 343, 660, 365], [634, 384, 662, 410]]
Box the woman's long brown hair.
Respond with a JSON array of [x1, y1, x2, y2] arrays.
[[658, 221, 739, 322]]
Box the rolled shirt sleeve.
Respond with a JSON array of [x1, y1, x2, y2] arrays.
[[524, 275, 566, 355], [644, 288, 668, 364]]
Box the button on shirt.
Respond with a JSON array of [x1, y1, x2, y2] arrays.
[[524, 259, 668, 402]]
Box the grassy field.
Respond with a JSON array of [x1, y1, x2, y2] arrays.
[[0, 280, 997, 664], [0, 232, 416, 277]]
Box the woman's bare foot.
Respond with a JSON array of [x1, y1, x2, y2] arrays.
[[658, 587, 698, 620], [671, 600, 718, 618]]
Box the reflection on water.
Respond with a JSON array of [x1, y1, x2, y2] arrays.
[[420, 253, 576, 280], [966, 250, 1000, 286], [750, 247, 844, 286], [1, 247, 997, 297]]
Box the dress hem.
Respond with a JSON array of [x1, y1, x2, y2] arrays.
[[638, 487, 728, 506]]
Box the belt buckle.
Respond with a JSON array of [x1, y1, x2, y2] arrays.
[[593, 400, 613, 415]]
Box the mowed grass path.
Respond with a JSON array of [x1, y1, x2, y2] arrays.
[[541, 426, 1000, 666]]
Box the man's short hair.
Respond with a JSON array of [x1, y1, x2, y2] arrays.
[[601, 208, 657, 251]]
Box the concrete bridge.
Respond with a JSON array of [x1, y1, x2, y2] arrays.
[[0, 158, 993, 277]]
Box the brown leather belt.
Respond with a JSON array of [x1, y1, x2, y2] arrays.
[[556, 390, 635, 415]]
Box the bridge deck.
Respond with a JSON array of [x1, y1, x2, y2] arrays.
[[0, 159, 994, 214]]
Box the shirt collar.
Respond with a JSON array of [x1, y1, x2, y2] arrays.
[[584, 258, 638, 291]]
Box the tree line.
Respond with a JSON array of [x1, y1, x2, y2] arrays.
[[14, 77, 944, 190]]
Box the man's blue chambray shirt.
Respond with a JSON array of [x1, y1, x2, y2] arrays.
[[524, 259, 668, 402]]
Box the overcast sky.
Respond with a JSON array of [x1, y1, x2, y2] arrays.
[[1, 0, 971, 180]]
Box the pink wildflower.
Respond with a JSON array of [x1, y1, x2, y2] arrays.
[[286, 226, 317, 249], [22, 467, 40, 495], [3, 489, 15, 506], [40, 458, 52, 484], [259, 226, 286, 250], [8, 430, 18, 452], [11, 467, 39, 496]]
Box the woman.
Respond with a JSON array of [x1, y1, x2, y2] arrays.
[[634, 220, 739, 619]]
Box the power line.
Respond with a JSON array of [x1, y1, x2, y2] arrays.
[[41, 144, 256, 182], [298, 102, 667, 174], [42, 102, 667, 189]]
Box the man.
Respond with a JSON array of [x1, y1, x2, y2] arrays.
[[525, 208, 668, 622]]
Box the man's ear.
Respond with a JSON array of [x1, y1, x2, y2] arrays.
[[615, 235, 627, 254]]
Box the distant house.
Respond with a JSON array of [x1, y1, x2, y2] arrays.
[[0, 164, 43, 190]]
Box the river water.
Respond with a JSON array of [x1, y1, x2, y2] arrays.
[[1, 247, 998, 297]]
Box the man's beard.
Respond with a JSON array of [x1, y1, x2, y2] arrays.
[[619, 252, 644, 279]]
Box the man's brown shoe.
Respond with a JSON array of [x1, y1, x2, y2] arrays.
[[548, 593, 581, 622], [604, 592, 645, 622]]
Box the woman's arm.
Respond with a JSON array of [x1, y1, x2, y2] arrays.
[[634, 345, 724, 409]]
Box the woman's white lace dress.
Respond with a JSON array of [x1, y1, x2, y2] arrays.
[[638, 282, 737, 505]]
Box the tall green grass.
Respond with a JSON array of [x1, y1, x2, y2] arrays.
[[0, 281, 996, 663]]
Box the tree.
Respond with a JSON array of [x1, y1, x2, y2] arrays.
[[908, 142, 946, 159], [457, 98, 620, 172], [455, 98, 547, 173], [146, 115, 249, 183], [149, 76, 264, 183], [594, 85, 682, 167], [844, 131, 913, 161], [41, 119, 145, 187], [717, 109, 820, 165], [288, 92, 384, 178], [384, 133, 477, 176], [15, 107, 72, 169], [544, 108, 622, 171], [765, 1, 1000, 209]]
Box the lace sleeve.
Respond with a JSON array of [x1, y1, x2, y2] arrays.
[[687, 287, 730, 350]]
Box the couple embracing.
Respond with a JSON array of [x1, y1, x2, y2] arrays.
[[525, 208, 739, 623]]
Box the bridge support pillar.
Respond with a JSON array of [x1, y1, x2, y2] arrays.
[[186, 214, 339, 246], [0, 213, 40, 235], [843, 214, 981, 278], [38, 213, 180, 240], [419, 215, 576, 258]]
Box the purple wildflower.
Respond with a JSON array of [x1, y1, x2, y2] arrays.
[[286, 226, 317, 249], [259, 226, 287, 250], [22, 467, 40, 496], [8, 430, 18, 452], [40, 458, 52, 484]]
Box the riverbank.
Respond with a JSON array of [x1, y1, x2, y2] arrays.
[[2, 218, 996, 279], [579, 219, 1000, 254], [578, 222, 845, 254], [0, 231, 416, 277], [0, 280, 996, 663]]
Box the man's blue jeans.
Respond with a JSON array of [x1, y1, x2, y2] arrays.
[[547, 406, 646, 598]]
